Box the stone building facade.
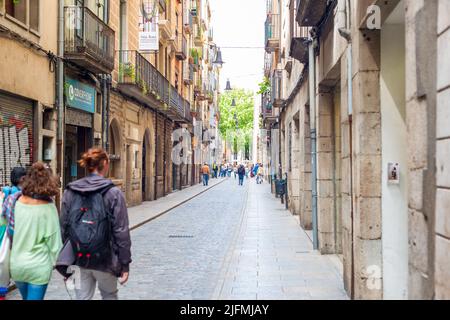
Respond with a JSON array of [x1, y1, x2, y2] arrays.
[[261, 0, 450, 299], [0, 0, 220, 208], [0, 0, 58, 183]]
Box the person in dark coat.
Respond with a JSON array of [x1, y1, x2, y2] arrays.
[[238, 164, 246, 186], [60, 148, 131, 300]]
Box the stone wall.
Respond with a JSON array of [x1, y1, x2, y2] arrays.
[[404, 0, 438, 300], [434, 0, 450, 300]]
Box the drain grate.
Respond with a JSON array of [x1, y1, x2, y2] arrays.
[[169, 235, 194, 238]]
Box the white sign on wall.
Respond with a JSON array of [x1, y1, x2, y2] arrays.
[[139, 0, 159, 51]]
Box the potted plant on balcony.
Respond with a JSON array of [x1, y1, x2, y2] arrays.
[[120, 62, 136, 83]]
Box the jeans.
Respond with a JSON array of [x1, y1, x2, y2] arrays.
[[15, 282, 48, 300], [203, 174, 209, 186], [239, 176, 244, 186], [75, 268, 118, 300]]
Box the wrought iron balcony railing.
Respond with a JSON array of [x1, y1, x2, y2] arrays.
[[265, 13, 280, 52], [64, 6, 115, 74], [117, 50, 192, 123]]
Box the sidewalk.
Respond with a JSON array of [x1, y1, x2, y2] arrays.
[[128, 177, 227, 230], [213, 179, 349, 300]]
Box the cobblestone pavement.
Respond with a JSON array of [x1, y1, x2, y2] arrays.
[[8, 176, 247, 300], [8, 176, 348, 300]]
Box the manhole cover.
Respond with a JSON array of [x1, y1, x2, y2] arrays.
[[169, 235, 194, 238]]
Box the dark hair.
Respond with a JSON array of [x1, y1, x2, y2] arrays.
[[11, 167, 27, 187], [21, 162, 60, 198], [78, 148, 109, 173]]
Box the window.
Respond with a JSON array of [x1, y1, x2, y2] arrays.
[[5, 0, 40, 31], [29, 0, 39, 30], [6, 0, 27, 24]]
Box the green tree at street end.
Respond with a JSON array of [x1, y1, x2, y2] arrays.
[[219, 89, 255, 159]]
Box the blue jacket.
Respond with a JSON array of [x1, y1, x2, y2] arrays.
[[2, 186, 21, 203]]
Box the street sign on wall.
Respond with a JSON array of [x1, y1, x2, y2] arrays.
[[65, 77, 96, 114]]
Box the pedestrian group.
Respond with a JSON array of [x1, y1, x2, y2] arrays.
[[0, 148, 131, 300]]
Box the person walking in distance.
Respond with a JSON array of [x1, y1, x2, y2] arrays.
[[201, 163, 210, 186], [257, 164, 264, 184], [1, 163, 62, 300], [238, 164, 246, 186], [60, 148, 132, 300], [214, 163, 219, 179]]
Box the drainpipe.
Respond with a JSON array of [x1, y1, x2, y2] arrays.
[[56, 0, 64, 193], [106, 75, 112, 150], [308, 33, 319, 251], [101, 75, 107, 149], [339, 0, 354, 299]]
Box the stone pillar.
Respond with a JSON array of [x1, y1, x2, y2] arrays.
[[435, 0, 450, 300], [405, 0, 438, 300], [351, 8, 383, 298], [340, 49, 353, 295], [316, 91, 335, 253], [288, 114, 301, 215], [299, 104, 312, 229]]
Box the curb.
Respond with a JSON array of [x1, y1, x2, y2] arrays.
[[130, 178, 228, 231]]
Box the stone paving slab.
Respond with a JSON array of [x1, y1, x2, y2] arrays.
[[213, 180, 349, 300]]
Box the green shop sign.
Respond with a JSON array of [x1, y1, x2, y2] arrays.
[[65, 77, 96, 114]]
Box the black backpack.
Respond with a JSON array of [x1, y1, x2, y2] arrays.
[[66, 184, 114, 269]]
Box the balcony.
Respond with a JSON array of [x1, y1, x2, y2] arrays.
[[265, 14, 280, 53], [295, 0, 328, 27], [261, 93, 277, 123], [193, 24, 203, 47], [158, 19, 172, 40], [176, 36, 187, 60], [271, 70, 284, 108], [183, 61, 194, 85], [183, 8, 193, 34], [64, 6, 115, 74], [117, 50, 192, 123], [194, 79, 206, 101], [264, 52, 273, 77]]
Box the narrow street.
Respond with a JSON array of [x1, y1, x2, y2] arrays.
[[8, 177, 347, 300]]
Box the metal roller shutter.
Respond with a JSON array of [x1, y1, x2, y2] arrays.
[[0, 92, 34, 187]]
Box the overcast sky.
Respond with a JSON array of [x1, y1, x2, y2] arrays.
[[209, 0, 266, 94]]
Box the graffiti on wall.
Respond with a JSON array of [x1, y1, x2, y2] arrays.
[[0, 117, 32, 187]]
